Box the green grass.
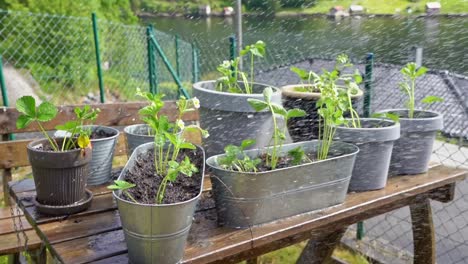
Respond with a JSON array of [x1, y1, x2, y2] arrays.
[[279, 0, 468, 15], [239, 241, 370, 264], [148, 0, 468, 15]]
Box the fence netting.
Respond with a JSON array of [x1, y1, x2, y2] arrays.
[[0, 9, 195, 105]]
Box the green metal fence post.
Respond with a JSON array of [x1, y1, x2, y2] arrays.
[[0, 55, 9, 107], [175, 34, 181, 78], [229, 35, 237, 61], [192, 43, 199, 83], [92, 13, 105, 103], [363, 53, 374, 118], [357, 53, 374, 241], [147, 26, 157, 94], [148, 28, 189, 99]]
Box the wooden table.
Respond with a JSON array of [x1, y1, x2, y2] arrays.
[[8, 164, 467, 264]]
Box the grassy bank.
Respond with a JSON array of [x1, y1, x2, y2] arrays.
[[142, 0, 468, 15]]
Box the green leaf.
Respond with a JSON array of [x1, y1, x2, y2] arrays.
[[240, 139, 256, 150], [421, 95, 444, 104], [16, 96, 36, 117], [37, 102, 58, 122], [288, 146, 305, 166], [287, 109, 306, 119], [55, 121, 78, 131], [247, 98, 268, 112], [180, 142, 196, 150], [415, 66, 428, 77], [271, 103, 287, 117], [263, 87, 273, 103], [290, 66, 309, 80], [16, 115, 33, 129], [107, 180, 135, 190], [371, 112, 400, 123]]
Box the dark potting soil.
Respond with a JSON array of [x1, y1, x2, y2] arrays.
[[33, 139, 79, 152], [90, 129, 116, 139], [121, 148, 203, 205]]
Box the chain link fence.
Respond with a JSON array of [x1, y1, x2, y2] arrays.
[[0, 9, 196, 105]]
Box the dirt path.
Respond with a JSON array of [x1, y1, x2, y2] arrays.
[[2, 64, 41, 105]]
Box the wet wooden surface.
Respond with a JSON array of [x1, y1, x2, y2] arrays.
[[8, 164, 467, 264]]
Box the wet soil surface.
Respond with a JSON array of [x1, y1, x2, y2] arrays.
[[120, 148, 203, 205], [90, 129, 116, 139], [246, 151, 342, 172], [33, 139, 79, 152]]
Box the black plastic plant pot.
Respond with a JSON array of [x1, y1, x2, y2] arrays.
[[281, 84, 363, 142], [379, 109, 443, 175], [27, 138, 93, 215]]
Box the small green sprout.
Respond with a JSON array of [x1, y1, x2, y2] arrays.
[[218, 139, 261, 172], [108, 180, 138, 203]]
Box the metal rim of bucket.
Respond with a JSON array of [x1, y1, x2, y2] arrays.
[[113, 142, 206, 207], [82, 125, 120, 142], [206, 140, 359, 175]]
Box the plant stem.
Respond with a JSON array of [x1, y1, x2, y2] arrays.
[[37, 121, 59, 151], [124, 190, 138, 204], [250, 53, 254, 89]]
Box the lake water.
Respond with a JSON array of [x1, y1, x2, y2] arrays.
[[144, 15, 468, 75]]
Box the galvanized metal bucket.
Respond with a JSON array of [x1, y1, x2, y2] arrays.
[[206, 140, 358, 228], [83, 125, 120, 186], [193, 80, 282, 157], [335, 118, 400, 191], [113, 142, 205, 264], [379, 109, 443, 175], [124, 124, 154, 157]]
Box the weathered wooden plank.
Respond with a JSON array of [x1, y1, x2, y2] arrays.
[[0, 229, 42, 255], [410, 198, 436, 264], [182, 166, 467, 263], [87, 253, 128, 264], [0, 101, 199, 134], [52, 229, 127, 264], [0, 205, 23, 220], [0, 216, 32, 235], [14, 165, 467, 264], [296, 228, 347, 264]]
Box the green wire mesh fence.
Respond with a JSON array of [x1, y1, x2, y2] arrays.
[[0, 9, 196, 105]]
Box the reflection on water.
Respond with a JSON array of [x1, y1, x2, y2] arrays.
[[143, 15, 468, 74]]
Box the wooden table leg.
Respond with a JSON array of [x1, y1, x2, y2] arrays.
[[296, 228, 346, 264], [2, 168, 12, 206], [410, 198, 436, 264]]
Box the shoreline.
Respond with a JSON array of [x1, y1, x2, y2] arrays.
[[138, 11, 468, 19]]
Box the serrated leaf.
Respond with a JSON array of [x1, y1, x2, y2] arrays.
[[421, 95, 444, 104], [37, 102, 58, 122], [240, 139, 256, 149], [107, 180, 135, 190], [287, 109, 306, 119], [247, 98, 268, 112], [263, 87, 273, 103], [271, 103, 287, 117], [290, 66, 309, 80], [16, 96, 36, 117], [55, 120, 78, 131], [16, 115, 33, 129], [180, 142, 196, 150]]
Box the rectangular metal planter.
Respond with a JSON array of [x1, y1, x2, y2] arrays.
[[113, 142, 205, 264], [206, 140, 358, 228]]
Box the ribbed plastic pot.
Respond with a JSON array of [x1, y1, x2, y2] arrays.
[[206, 140, 358, 228], [281, 84, 363, 142], [193, 80, 281, 157], [113, 142, 205, 264], [84, 125, 120, 186], [27, 138, 92, 206], [124, 124, 154, 157], [334, 118, 400, 192], [379, 109, 443, 175]]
